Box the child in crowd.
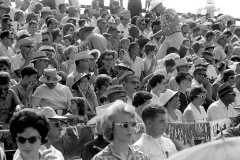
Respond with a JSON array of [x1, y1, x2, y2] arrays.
[[0, 57, 17, 86], [118, 37, 132, 66], [28, 20, 42, 50], [60, 45, 77, 74], [0, 72, 23, 124], [63, 34, 74, 48]]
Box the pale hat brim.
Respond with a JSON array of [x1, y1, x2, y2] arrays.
[[78, 26, 95, 40], [148, 0, 165, 11], [39, 75, 62, 83], [15, 38, 34, 49]]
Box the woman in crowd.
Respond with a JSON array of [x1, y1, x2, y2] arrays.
[[10, 109, 50, 160], [62, 23, 75, 37], [95, 74, 112, 104], [13, 10, 24, 32], [183, 86, 208, 122], [60, 45, 77, 74], [32, 68, 73, 115], [92, 100, 150, 160]]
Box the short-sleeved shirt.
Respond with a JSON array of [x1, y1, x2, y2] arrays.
[[11, 53, 25, 71], [130, 56, 144, 78], [160, 9, 181, 35], [213, 45, 226, 61], [86, 33, 108, 53], [0, 42, 14, 59]]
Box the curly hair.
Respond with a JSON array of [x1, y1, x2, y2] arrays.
[[0, 72, 10, 85], [95, 74, 112, 90], [141, 104, 166, 123], [10, 109, 50, 144], [189, 86, 207, 102], [132, 91, 152, 108], [71, 97, 88, 116], [101, 100, 135, 142], [62, 23, 75, 36]]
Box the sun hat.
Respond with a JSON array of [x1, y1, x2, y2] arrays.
[[159, 89, 178, 107], [175, 57, 192, 68], [0, 4, 10, 14], [119, 9, 130, 18], [16, 30, 29, 38], [15, 37, 35, 49], [217, 82, 235, 97], [35, 106, 67, 119], [107, 26, 120, 33], [148, 0, 165, 11], [87, 103, 112, 126], [74, 50, 94, 62], [31, 51, 50, 63], [119, 71, 134, 84], [72, 72, 91, 91], [38, 45, 55, 52], [78, 25, 95, 40], [114, 63, 134, 73], [39, 68, 62, 83], [39, 6, 52, 13], [194, 58, 209, 66], [104, 85, 127, 97]]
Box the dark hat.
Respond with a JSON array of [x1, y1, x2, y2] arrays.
[[217, 82, 235, 97], [205, 45, 215, 51], [107, 26, 120, 33], [137, 37, 150, 47]]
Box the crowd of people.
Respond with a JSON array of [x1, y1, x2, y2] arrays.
[[0, 0, 239, 159]]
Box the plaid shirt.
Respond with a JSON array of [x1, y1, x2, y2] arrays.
[[92, 143, 150, 160], [160, 9, 181, 35]]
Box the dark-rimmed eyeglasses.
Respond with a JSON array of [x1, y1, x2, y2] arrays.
[[49, 120, 68, 128], [16, 136, 41, 144], [114, 121, 137, 128], [196, 95, 206, 100], [197, 73, 207, 78], [229, 76, 235, 79], [21, 45, 34, 48], [42, 38, 49, 42]]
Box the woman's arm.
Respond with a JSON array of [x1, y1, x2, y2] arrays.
[[183, 110, 195, 123]]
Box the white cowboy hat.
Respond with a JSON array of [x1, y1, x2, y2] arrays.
[[159, 89, 178, 106], [31, 51, 50, 63], [194, 58, 209, 66], [39, 68, 62, 83], [15, 37, 35, 49], [148, 0, 165, 11], [39, 6, 52, 13], [175, 57, 192, 68], [74, 50, 94, 62], [35, 106, 67, 119]]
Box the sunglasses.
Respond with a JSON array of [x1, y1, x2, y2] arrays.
[[21, 45, 34, 48], [197, 95, 206, 100], [42, 38, 49, 42], [197, 73, 207, 78], [229, 76, 235, 79], [16, 136, 41, 144], [114, 121, 137, 128]]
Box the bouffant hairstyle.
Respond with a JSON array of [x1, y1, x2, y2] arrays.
[[189, 86, 207, 102], [0, 72, 10, 85], [101, 100, 135, 142], [10, 110, 50, 144], [132, 91, 152, 108]]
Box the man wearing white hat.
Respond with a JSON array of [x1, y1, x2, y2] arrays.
[[149, 0, 183, 60]]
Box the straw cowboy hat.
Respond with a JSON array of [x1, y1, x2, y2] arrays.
[[175, 57, 192, 68], [74, 50, 94, 62], [72, 72, 91, 91], [39, 68, 62, 83], [31, 51, 50, 63], [159, 89, 178, 106], [35, 106, 67, 119], [104, 85, 127, 97], [15, 37, 35, 49], [39, 6, 52, 13], [78, 25, 95, 40], [148, 0, 165, 11]]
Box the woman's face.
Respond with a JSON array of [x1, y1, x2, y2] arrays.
[[227, 45, 233, 54], [228, 74, 235, 86], [63, 39, 71, 47], [66, 27, 74, 36], [16, 127, 42, 159], [70, 100, 78, 113], [194, 92, 206, 106], [0, 64, 10, 73], [113, 113, 136, 143], [0, 84, 9, 98], [157, 78, 167, 92], [69, 48, 78, 60], [79, 77, 89, 91], [169, 94, 180, 109], [45, 82, 57, 89]]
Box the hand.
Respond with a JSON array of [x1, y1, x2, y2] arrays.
[[25, 51, 34, 63], [15, 105, 22, 112], [27, 81, 37, 93], [151, 56, 157, 66], [41, 149, 58, 160]]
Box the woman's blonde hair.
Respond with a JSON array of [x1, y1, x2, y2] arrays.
[[101, 100, 135, 142]]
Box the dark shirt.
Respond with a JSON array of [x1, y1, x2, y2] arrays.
[[179, 91, 190, 113], [81, 135, 109, 160], [98, 67, 118, 78]]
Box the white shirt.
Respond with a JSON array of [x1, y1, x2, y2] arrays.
[[154, 68, 176, 82], [0, 42, 14, 59], [131, 56, 144, 78], [11, 53, 25, 71], [117, 23, 129, 37], [150, 90, 162, 106], [183, 103, 207, 122], [234, 88, 240, 108], [207, 99, 237, 121], [92, 27, 101, 35], [191, 78, 201, 88], [132, 133, 178, 160], [213, 45, 226, 61]]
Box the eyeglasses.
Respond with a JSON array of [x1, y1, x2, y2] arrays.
[[16, 136, 41, 144], [229, 76, 235, 79], [49, 120, 68, 128], [227, 92, 236, 96], [103, 82, 111, 87], [196, 95, 206, 100], [21, 45, 34, 48], [42, 38, 49, 42], [197, 73, 207, 78], [6, 37, 14, 41], [114, 121, 137, 128]]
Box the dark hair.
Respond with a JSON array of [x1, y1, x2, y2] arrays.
[[223, 69, 235, 82], [51, 29, 61, 41], [145, 12, 153, 19], [129, 42, 139, 53], [46, 18, 55, 27], [227, 20, 234, 28], [144, 43, 156, 55], [62, 23, 75, 36], [78, 19, 86, 27], [44, 15, 54, 24], [152, 19, 161, 29], [142, 104, 166, 123], [26, 13, 37, 23], [189, 86, 206, 101], [0, 57, 11, 69], [41, 31, 52, 37], [17, 34, 30, 41], [165, 59, 175, 68], [192, 42, 202, 53], [231, 55, 240, 62], [21, 66, 38, 78], [0, 30, 12, 40], [63, 34, 74, 44], [102, 50, 116, 60], [205, 31, 214, 39], [66, 18, 76, 26], [1, 17, 12, 26], [10, 110, 50, 143], [149, 74, 165, 88], [71, 97, 87, 115], [95, 74, 112, 90], [178, 45, 189, 58], [132, 91, 152, 108], [175, 72, 190, 85], [84, 8, 90, 14], [166, 47, 178, 55], [131, 16, 139, 25], [193, 27, 201, 34], [202, 51, 213, 57], [0, 72, 10, 85], [59, 3, 66, 10], [28, 20, 38, 27], [193, 67, 207, 77], [14, 10, 24, 21], [224, 44, 232, 55], [212, 23, 220, 31]]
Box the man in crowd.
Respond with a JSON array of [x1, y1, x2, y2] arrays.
[[92, 18, 108, 35], [0, 30, 14, 59]]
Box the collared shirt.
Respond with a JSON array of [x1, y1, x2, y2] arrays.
[[0, 42, 14, 59], [92, 143, 150, 160], [234, 88, 240, 107], [92, 27, 101, 35], [11, 52, 25, 71], [150, 90, 162, 106], [117, 23, 130, 37], [130, 56, 144, 78], [183, 103, 207, 122], [213, 45, 226, 61], [191, 78, 201, 88], [132, 133, 177, 160], [207, 99, 237, 121], [160, 9, 181, 35], [98, 67, 118, 79]]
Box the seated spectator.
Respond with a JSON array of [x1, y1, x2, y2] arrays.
[[0, 56, 17, 86], [143, 43, 157, 76], [95, 74, 112, 104], [63, 34, 74, 47], [32, 68, 73, 115]]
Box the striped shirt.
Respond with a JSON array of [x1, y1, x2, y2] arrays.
[[160, 9, 181, 35], [92, 143, 150, 160]]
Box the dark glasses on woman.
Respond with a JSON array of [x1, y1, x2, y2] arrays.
[[16, 136, 41, 144], [197, 95, 206, 100], [114, 121, 137, 128]]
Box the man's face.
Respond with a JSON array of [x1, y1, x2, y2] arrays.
[[132, 45, 140, 57], [50, 19, 58, 29], [98, 20, 107, 30], [103, 55, 114, 68], [183, 74, 192, 89], [20, 43, 34, 58], [196, 71, 208, 84], [5, 33, 14, 47], [148, 113, 167, 136], [138, 20, 146, 31], [123, 76, 140, 94], [2, 20, 13, 31], [28, 24, 38, 33], [42, 34, 52, 45], [48, 120, 67, 141], [157, 78, 167, 92], [227, 74, 235, 86], [37, 59, 50, 69], [25, 74, 37, 86], [78, 58, 90, 70]]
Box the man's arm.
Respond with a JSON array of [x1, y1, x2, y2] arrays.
[[169, 15, 181, 30]]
